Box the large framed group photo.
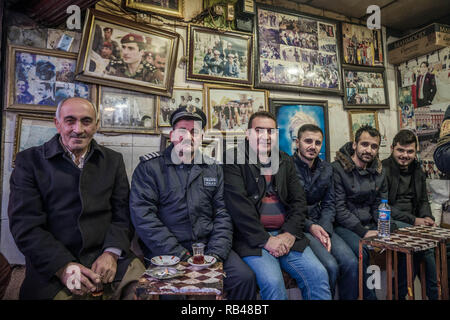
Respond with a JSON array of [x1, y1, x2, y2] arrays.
[[187, 25, 253, 86], [270, 99, 330, 161], [255, 4, 342, 95], [76, 9, 180, 96], [5, 45, 95, 113]]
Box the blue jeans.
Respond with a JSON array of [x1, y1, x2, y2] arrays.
[[334, 226, 377, 300], [306, 232, 358, 300], [393, 220, 438, 300], [242, 231, 331, 300]]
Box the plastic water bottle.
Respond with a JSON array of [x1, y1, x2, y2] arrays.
[[378, 199, 391, 238]]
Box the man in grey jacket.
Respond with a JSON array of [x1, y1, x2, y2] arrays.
[[129, 106, 256, 300]]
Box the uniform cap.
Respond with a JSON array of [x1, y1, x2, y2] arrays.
[[170, 106, 207, 128]]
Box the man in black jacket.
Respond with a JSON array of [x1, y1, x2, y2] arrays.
[[332, 125, 389, 300], [223, 111, 331, 300], [9, 97, 144, 300], [382, 129, 438, 299], [129, 106, 256, 300]]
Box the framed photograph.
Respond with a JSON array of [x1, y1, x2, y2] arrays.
[[343, 67, 388, 109], [13, 113, 57, 164], [157, 87, 203, 127], [5, 45, 96, 113], [98, 86, 157, 134], [348, 110, 379, 141], [76, 9, 180, 96], [205, 84, 269, 134], [342, 22, 384, 67], [125, 0, 184, 19], [270, 99, 330, 161], [255, 4, 342, 95], [187, 25, 253, 86]]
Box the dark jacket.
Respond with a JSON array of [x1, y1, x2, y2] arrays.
[[223, 143, 309, 258], [8, 134, 133, 300], [331, 142, 388, 238], [382, 156, 433, 225], [292, 152, 335, 235], [129, 144, 232, 262], [416, 72, 437, 107]]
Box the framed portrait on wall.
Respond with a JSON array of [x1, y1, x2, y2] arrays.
[[97, 86, 157, 134], [204, 84, 269, 134], [187, 25, 253, 86], [76, 9, 180, 96], [5, 45, 96, 113], [348, 110, 379, 141], [341, 22, 384, 67], [343, 67, 388, 109], [125, 0, 184, 19], [255, 4, 342, 95], [13, 113, 57, 165], [157, 87, 203, 127], [270, 99, 330, 161]]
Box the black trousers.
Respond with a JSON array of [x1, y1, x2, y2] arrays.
[[223, 249, 257, 300]]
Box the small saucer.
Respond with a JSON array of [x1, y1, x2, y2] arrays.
[[187, 255, 217, 269]]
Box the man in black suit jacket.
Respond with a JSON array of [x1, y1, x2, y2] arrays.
[[416, 62, 437, 107]]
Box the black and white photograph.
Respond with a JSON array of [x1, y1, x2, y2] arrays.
[[157, 88, 203, 127]]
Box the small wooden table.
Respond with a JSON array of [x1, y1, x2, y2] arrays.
[[359, 233, 439, 300], [135, 262, 224, 300], [396, 225, 450, 300]]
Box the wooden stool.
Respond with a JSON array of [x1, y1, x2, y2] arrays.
[[396, 225, 450, 300], [359, 233, 439, 300], [135, 262, 224, 300]]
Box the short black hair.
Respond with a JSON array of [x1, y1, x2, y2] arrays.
[[297, 124, 323, 140], [354, 124, 381, 143], [392, 129, 417, 149], [248, 111, 277, 129], [420, 61, 429, 68]]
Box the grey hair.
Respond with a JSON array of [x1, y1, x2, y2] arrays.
[[55, 97, 98, 122]]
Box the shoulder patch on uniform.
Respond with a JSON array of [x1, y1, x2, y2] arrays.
[[139, 151, 162, 162]]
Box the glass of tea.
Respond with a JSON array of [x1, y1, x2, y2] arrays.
[[192, 243, 205, 264]]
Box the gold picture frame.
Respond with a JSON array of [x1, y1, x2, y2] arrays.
[[125, 0, 184, 19], [5, 44, 96, 113], [348, 110, 379, 141]]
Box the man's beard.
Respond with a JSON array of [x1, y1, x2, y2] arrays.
[[356, 149, 374, 163]]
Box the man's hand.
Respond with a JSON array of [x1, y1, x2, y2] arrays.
[[91, 252, 118, 284], [423, 217, 436, 227], [310, 224, 331, 252], [364, 230, 378, 238], [275, 232, 296, 252], [56, 262, 101, 295], [414, 218, 429, 226], [264, 236, 288, 257]]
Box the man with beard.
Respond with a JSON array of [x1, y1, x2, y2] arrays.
[[382, 129, 438, 299], [129, 106, 257, 300], [332, 125, 395, 300], [292, 124, 358, 300]]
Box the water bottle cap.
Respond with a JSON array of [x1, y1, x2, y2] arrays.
[[381, 199, 388, 203]]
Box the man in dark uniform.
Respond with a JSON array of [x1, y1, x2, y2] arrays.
[[106, 33, 163, 84], [129, 107, 257, 300]]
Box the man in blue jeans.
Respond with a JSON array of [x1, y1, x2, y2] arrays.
[[223, 111, 331, 300], [382, 129, 438, 299], [292, 124, 358, 299]]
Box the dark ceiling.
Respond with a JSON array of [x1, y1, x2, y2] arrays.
[[4, 0, 450, 36]]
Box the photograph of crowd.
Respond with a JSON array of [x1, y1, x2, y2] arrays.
[[13, 50, 91, 108], [158, 88, 203, 127], [342, 22, 384, 67], [256, 7, 341, 92], [344, 69, 387, 107], [99, 86, 156, 133], [189, 26, 252, 85], [206, 86, 268, 133]]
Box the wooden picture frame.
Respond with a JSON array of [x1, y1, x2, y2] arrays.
[[125, 0, 184, 19], [157, 87, 203, 127], [254, 3, 343, 95], [270, 98, 330, 161], [204, 84, 269, 135], [348, 110, 379, 141], [13, 113, 57, 165], [5, 45, 96, 113], [187, 25, 253, 86], [343, 66, 388, 109], [97, 86, 158, 134], [76, 9, 180, 96]]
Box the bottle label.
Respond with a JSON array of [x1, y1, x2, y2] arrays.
[[379, 209, 390, 221]]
